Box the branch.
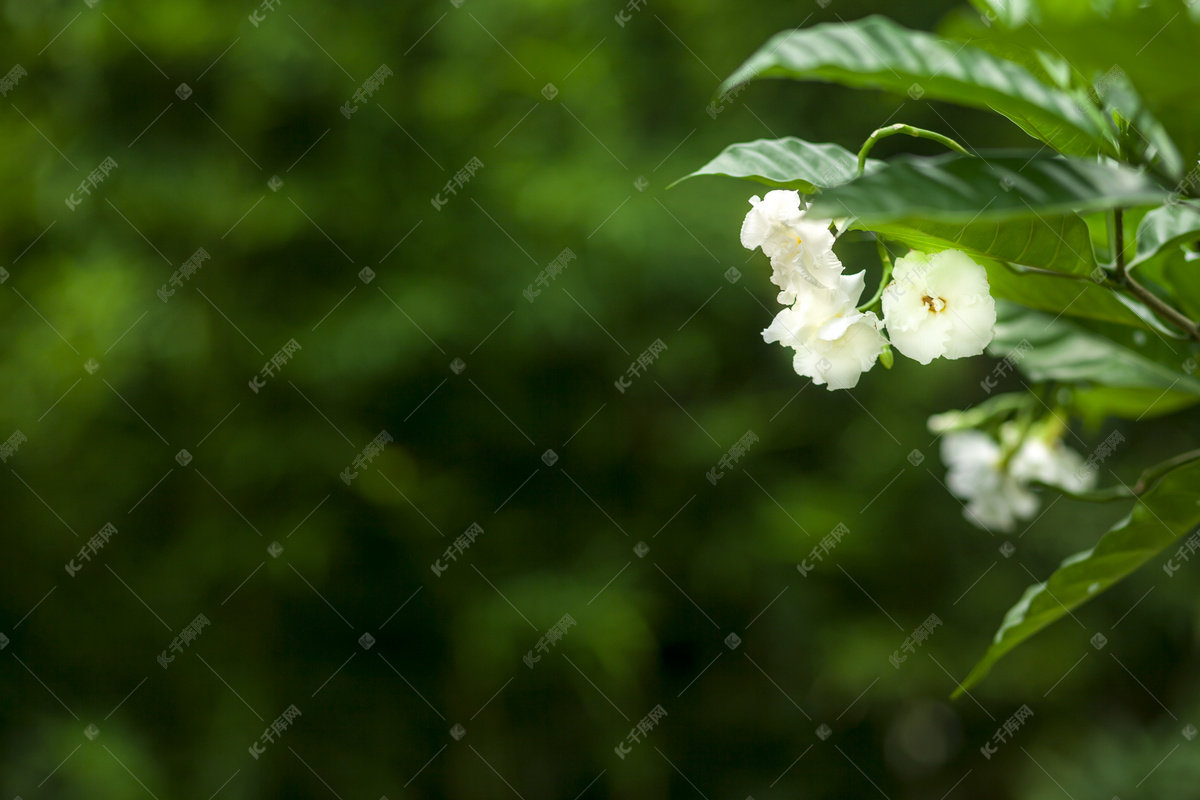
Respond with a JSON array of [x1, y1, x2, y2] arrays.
[[1112, 209, 1200, 342]]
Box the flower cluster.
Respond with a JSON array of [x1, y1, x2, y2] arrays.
[[938, 422, 1094, 532], [741, 190, 997, 390]]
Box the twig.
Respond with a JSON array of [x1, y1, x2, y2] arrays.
[[1112, 209, 1200, 341]]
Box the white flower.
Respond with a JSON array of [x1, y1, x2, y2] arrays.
[[882, 250, 997, 365], [941, 430, 1037, 532], [762, 272, 886, 390], [740, 190, 844, 303], [939, 425, 1095, 532], [1009, 436, 1094, 494]]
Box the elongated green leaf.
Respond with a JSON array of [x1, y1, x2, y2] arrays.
[[944, 0, 1200, 169], [964, 42, 1184, 180], [807, 152, 1169, 223], [967, 0, 1040, 27], [981, 263, 1149, 327], [988, 302, 1200, 394], [1132, 202, 1200, 266], [1069, 385, 1200, 428], [862, 229, 1152, 327], [927, 393, 1031, 433], [669, 138, 880, 193], [961, 39, 1070, 89], [868, 213, 1095, 276], [719, 16, 1108, 158], [957, 456, 1200, 695], [1153, 251, 1200, 323], [1099, 70, 1184, 181]]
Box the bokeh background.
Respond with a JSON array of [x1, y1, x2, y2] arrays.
[[2, 0, 1199, 797]]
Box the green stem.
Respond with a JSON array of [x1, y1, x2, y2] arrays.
[[858, 238, 894, 313], [856, 123, 971, 176], [926, 393, 1032, 434], [1113, 208, 1126, 276], [1132, 448, 1200, 494], [1033, 482, 1133, 503], [1110, 208, 1200, 342], [1037, 448, 1200, 502], [998, 391, 1041, 470]]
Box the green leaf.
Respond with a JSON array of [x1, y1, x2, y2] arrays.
[[967, 0, 1040, 27], [669, 138, 879, 193], [807, 152, 1170, 224], [863, 221, 1159, 327], [1132, 202, 1200, 267], [1151, 251, 1200, 323], [1098, 69, 1184, 181], [981, 263, 1148, 327], [1068, 385, 1200, 428], [957, 455, 1200, 695], [868, 213, 1095, 276], [927, 392, 1031, 433], [959, 39, 1070, 90], [988, 301, 1200, 394], [719, 16, 1109, 158], [943, 0, 1200, 171], [966, 48, 1183, 181]]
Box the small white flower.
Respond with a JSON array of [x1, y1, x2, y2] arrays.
[[740, 190, 844, 303], [941, 430, 1037, 532], [882, 250, 996, 365], [763, 272, 886, 390], [939, 425, 1095, 532], [1009, 436, 1094, 494]]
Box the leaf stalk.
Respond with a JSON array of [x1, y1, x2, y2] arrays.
[[856, 123, 971, 176]]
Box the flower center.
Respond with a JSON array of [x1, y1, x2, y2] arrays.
[[921, 294, 946, 313]]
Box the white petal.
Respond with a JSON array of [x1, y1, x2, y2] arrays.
[[740, 190, 803, 251], [765, 269, 881, 391], [925, 250, 991, 299], [760, 212, 843, 291], [835, 271, 869, 306], [938, 428, 1059, 532], [1011, 439, 1096, 493], [740, 215, 771, 252], [889, 251, 934, 295], [816, 319, 885, 390], [760, 189, 803, 217], [1005, 478, 1042, 521], [880, 280, 929, 332], [762, 307, 806, 347], [769, 251, 836, 305], [887, 311, 954, 365], [941, 431, 1001, 499], [965, 492, 1018, 532], [817, 314, 859, 342], [791, 345, 824, 383], [792, 281, 845, 324], [807, 248, 845, 288], [941, 295, 997, 359], [882, 249, 997, 364]]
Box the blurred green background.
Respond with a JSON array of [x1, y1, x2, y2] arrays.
[[2, 0, 1199, 797]]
